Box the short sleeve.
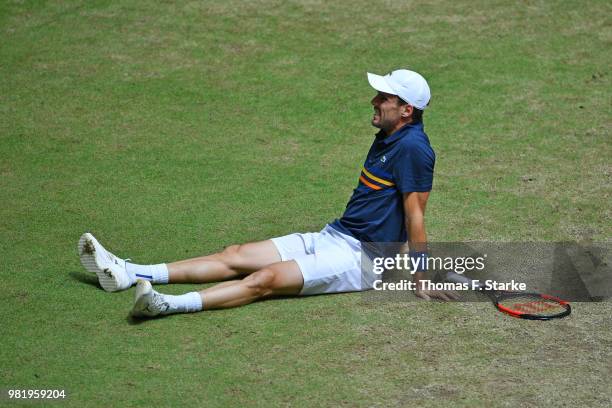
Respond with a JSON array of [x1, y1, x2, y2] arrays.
[[392, 140, 435, 193]]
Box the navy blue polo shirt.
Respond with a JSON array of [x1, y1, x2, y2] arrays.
[[330, 122, 435, 243]]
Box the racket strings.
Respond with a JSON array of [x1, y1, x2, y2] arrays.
[[498, 295, 567, 316]]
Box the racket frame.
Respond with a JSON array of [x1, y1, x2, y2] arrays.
[[489, 291, 571, 320], [445, 272, 572, 320]]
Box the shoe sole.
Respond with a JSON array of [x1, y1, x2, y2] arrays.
[[78, 232, 98, 273], [77, 232, 122, 292], [131, 280, 153, 317]]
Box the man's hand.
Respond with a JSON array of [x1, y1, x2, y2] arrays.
[[414, 287, 460, 301], [412, 271, 459, 301]]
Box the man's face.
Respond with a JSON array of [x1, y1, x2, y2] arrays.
[[371, 92, 408, 134]]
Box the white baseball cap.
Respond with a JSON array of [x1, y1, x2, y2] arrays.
[[367, 69, 431, 110]]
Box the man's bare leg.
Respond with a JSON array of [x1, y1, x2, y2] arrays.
[[130, 260, 304, 317], [77, 233, 283, 292], [197, 260, 303, 308], [167, 240, 282, 283]]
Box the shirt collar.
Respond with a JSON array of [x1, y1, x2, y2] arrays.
[[375, 122, 423, 145]]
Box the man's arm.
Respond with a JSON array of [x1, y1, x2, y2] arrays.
[[403, 192, 457, 301]]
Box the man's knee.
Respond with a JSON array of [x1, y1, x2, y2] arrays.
[[221, 244, 241, 258], [244, 269, 276, 297], [216, 241, 281, 274], [219, 244, 244, 267]]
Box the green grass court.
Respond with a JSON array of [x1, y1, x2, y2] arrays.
[[1, 0, 610, 406]]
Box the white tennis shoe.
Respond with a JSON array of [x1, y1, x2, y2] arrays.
[[131, 280, 169, 317], [78, 232, 134, 292]]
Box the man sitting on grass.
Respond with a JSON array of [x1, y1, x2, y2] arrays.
[[78, 68, 457, 318]]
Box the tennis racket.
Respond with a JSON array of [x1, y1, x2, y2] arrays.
[[445, 272, 571, 320]]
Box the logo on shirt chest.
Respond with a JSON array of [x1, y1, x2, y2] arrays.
[[366, 154, 390, 170]]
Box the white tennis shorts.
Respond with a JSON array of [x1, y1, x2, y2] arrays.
[[271, 225, 374, 295]]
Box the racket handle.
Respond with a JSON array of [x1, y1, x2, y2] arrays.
[[445, 271, 482, 289]]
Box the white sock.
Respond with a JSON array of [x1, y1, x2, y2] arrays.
[[125, 262, 169, 284], [161, 292, 203, 315]]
